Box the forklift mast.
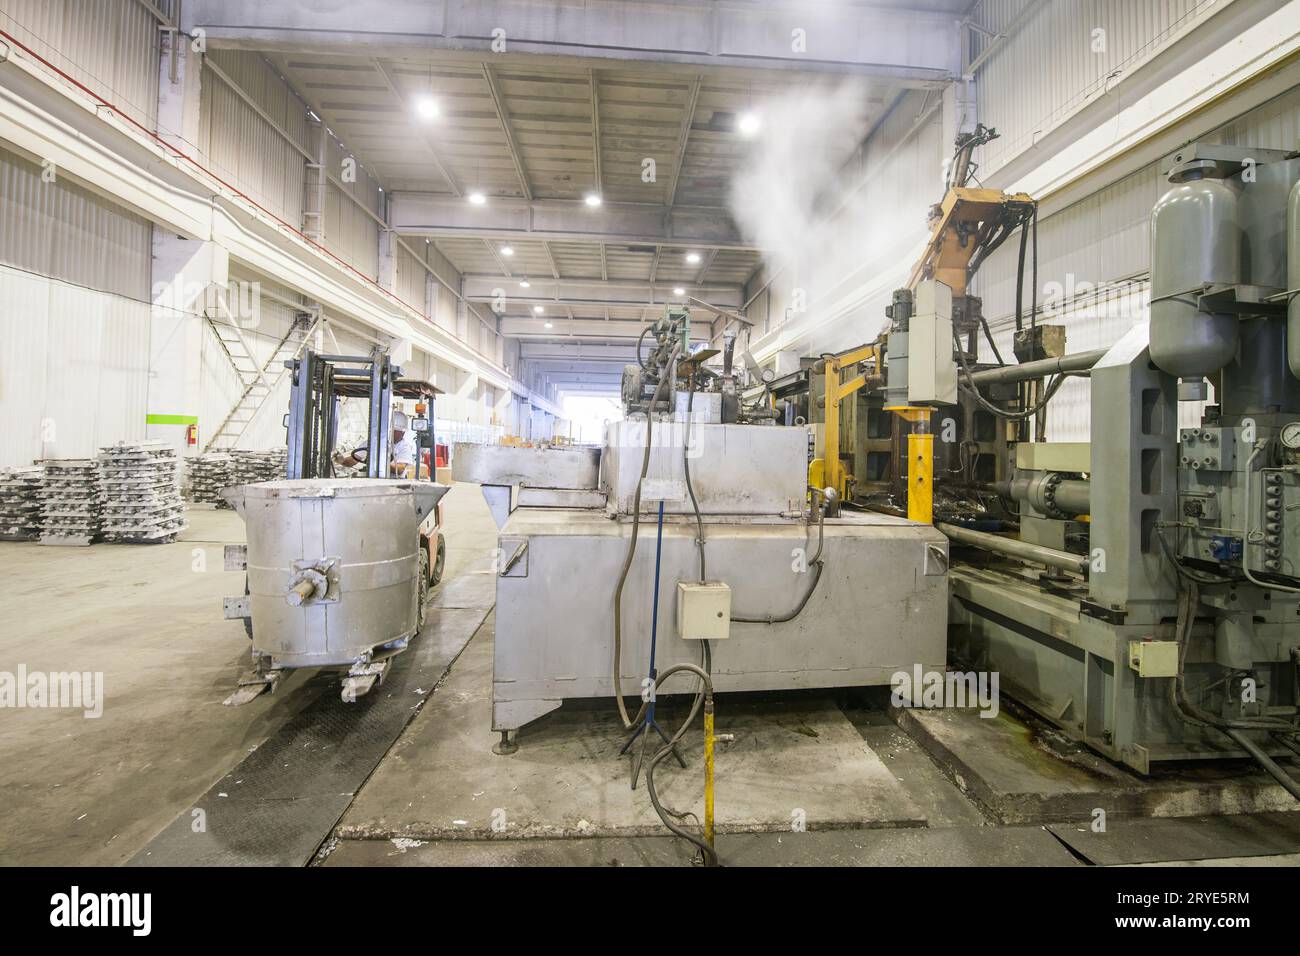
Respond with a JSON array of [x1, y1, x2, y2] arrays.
[[285, 349, 434, 481]]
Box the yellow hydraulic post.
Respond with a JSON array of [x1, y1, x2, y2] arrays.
[[703, 698, 715, 852], [885, 406, 934, 524], [818, 344, 879, 502]]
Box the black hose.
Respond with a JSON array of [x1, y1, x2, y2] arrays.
[[684, 372, 706, 582], [644, 659, 718, 866], [1030, 205, 1039, 332], [1166, 579, 1300, 800], [731, 489, 827, 624], [636, 323, 654, 372], [953, 326, 1067, 420], [612, 339, 684, 731]]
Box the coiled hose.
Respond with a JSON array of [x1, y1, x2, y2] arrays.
[[645, 661, 719, 866]]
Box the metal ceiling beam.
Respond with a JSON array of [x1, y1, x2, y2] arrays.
[[694, 247, 719, 284], [520, 343, 637, 361], [462, 275, 742, 309], [372, 58, 461, 196], [590, 68, 603, 197], [501, 318, 650, 338], [481, 61, 533, 201], [523, 360, 631, 376], [484, 238, 513, 277], [666, 76, 701, 206], [390, 193, 751, 249], [183, 0, 962, 82]]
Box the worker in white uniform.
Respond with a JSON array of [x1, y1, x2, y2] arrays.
[[389, 409, 418, 478], [333, 406, 419, 477]]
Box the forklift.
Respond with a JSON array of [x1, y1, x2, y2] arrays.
[[283, 347, 447, 622]]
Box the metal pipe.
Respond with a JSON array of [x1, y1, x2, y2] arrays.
[[967, 348, 1108, 387], [937, 522, 1088, 575]]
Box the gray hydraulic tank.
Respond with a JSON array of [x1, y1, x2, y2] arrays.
[[1149, 161, 1242, 378], [225, 478, 448, 669]]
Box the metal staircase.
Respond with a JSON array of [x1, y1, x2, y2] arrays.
[[203, 310, 322, 453]]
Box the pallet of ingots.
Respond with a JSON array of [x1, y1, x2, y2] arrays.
[[37, 459, 102, 546], [229, 448, 287, 486], [0, 465, 44, 540], [97, 440, 187, 544], [186, 453, 234, 505]]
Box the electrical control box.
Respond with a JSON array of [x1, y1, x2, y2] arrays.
[[1128, 640, 1179, 678], [908, 280, 957, 406], [676, 582, 732, 640]]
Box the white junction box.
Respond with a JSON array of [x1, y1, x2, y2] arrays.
[[1129, 640, 1179, 678], [676, 582, 732, 640]]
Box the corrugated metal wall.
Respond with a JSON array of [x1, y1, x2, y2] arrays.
[[0, 143, 151, 299], [0, 140, 153, 466], [0, 263, 150, 466], [970, 0, 1210, 176], [199, 50, 309, 229], [322, 134, 383, 280], [0, 0, 167, 129]]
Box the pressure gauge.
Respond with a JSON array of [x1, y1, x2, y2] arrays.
[[1282, 422, 1300, 449]]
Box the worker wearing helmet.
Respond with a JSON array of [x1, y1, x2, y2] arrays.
[[333, 406, 419, 477], [390, 409, 418, 478]]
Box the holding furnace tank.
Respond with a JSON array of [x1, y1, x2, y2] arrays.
[[225, 478, 448, 670], [1149, 159, 1242, 378]]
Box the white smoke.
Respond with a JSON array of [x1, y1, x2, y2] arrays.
[[729, 81, 938, 354]]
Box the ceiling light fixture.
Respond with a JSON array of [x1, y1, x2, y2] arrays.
[[584, 193, 603, 207], [673, 287, 685, 295], [737, 111, 761, 136], [533, 305, 545, 314], [416, 96, 439, 120], [685, 252, 701, 264], [519, 279, 530, 288], [544, 321, 553, 329], [468, 191, 486, 206], [500, 245, 514, 256]]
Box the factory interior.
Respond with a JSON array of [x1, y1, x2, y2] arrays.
[[4, 0, 1300, 903]]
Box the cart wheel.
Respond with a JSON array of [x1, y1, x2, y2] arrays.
[[417, 547, 430, 630], [432, 532, 447, 587]]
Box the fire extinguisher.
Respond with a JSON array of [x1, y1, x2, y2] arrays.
[[186, 423, 198, 446]]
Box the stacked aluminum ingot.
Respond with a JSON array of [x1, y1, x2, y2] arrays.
[[38, 459, 102, 546], [231, 448, 287, 485], [97, 441, 187, 543], [0, 466, 44, 540], [187, 453, 234, 504]]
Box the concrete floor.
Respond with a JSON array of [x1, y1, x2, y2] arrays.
[[2, 480, 1299, 867], [0, 482, 497, 866]]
